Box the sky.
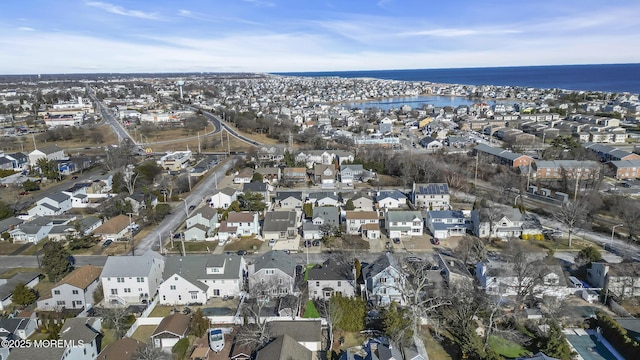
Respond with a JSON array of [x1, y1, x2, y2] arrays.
[[1, 0, 639, 74]]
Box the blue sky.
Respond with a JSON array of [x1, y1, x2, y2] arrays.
[[1, 0, 639, 74]]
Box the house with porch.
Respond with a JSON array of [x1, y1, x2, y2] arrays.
[[313, 164, 337, 186], [93, 214, 131, 241], [376, 190, 408, 209], [27, 192, 72, 217], [255, 167, 281, 184], [411, 182, 450, 210], [426, 210, 468, 239], [471, 206, 542, 239], [340, 164, 364, 184], [307, 258, 356, 300], [184, 207, 218, 241], [345, 211, 379, 236], [307, 191, 341, 207], [282, 167, 308, 183], [363, 253, 405, 306], [274, 191, 303, 209]]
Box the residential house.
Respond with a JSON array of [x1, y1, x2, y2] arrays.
[[184, 207, 218, 241], [375, 190, 408, 210], [262, 211, 298, 241], [362, 253, 405, 306], [0, 217, 23, 235], [37, 265, 102, 310], [234, 168, 254, 184], [340, 164, 364, 184], [419, 136, 444, 150], [151, 313, 191, 349], [532, 160, 601, 180], [77, 216, 103, 236], [158, 254, 245, 305], [27, 192, 71, 217], [588, 262, 640, 299], [313, 164, 337, 186], [411, 183, 450, 210], [210, 187, 237, 209], [248, 250, 296, 296], [0, 317, 37, 341], [282, 167, 307, 183], [274, 191, 303, 209], [308, 258, 356, 300], [608, 159, 640, 179], [28, 145, 65, 166], [5, 152, 28, 171], [47, 224, 77, 241], [312, 206, 340, 228], [93, 214, 131, 241], [307, 191, 340, 207], [385, 211, 424, 238], [471, 206, 542, 239], [217, 212, 260, 242], [476, 260, 569, 298], [267, 320, 323, 352], [125, 191, 158, 215], [97, 337, 146, 360], [426, 210, 468, 238], [348, 193, 375, 211], [583, 142, 640, 162], [57, 317, 102, 360], [0, 272, 40, 311], [242, 182, 271, 205], [101, 251, 165, 307], [436, 253, 474, 288], [9, 222, 52, 243], [255, 334, 312, 360], [302, 222, 322, 241], [345, 211, 379, 237], [255, 167, 281, 184], [473, 144, 534, 168], [62, 183, 90, 208]]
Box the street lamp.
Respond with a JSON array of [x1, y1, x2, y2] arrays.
[[181, 199, 189, 217], [514, 194, 522, 207], [610, 224, 624, 250]]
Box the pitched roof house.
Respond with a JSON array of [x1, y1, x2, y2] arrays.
[[362, 253, 405, 306], [93, 214, 130, 241], [249, 250, 297, 296], [37, 265, 102, 310], [151, 313, 191, 349], [308, 258, 356, 300]]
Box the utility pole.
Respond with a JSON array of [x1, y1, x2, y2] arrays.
[[226, 131, 231, 155], [158, 232, 164, 254], [197, 131, 201, 154], [127, 212, 135, 256], [474, 154, 479, 187], [573, 169, 581, 200]]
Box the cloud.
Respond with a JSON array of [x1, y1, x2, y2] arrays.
[[86, 1, 161, 20], [242, 0, 275, 7], [400, 28, 521, 38], [17, 27, 35, 31], [178, 9, 192, 17]]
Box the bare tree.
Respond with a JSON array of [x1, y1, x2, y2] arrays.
[[479, 204, 504, 239], [159, 175, 177, 201], [134, 344, 170, 360], [503, 241, 545, 305], [123, 165, 140, 195], [99, 306, 131, 339], [235, 279, 280, 349], [616, 198, 640, 242], [553, 199, 587, 247], [316, 298, 343, 352], [453, 235, 487, 265]]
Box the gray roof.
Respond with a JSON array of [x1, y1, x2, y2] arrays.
[[101, 251, 164, 278], [274, 191, 302, 202], [163, 254, 243, 290], [214, 187, 237, 196], [190, 206, 218, 220], [59, 317, 100, 343], [308, 258, 354, 281], [308, 191, 339, 201], [40, 203, 60, 212], [255, 334, 312, 360], [243, 182, 268, 192], [4, 346, 66, 360], [45, 192, 70, 203], [413, 183, 449, 195], [312, 206, 339, 222], [49, 224, 75, 235], [534, 160, 600, 170], [386, 210, 422, 223], [340, 164, 364, 172], [12, 223, 48, 235], [0, 217, 23, 233], [0, 272, 41, 300], [37, 144, 63, 155], [610, 159, 640, 168], [376, 190, 407, 202], [474, 143, 526, 161], [267, 320, 322, 343], [77, 216, 101, 231], [427, 210, 465, 219], [363, 253, 398, 279], [254, 250, 295, 276], [0, 318, 32, 336], [263, 211, 297, 232]]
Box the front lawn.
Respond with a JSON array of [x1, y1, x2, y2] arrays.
[[224, 237, 263, 252], [166, 241, 217, 253], [488, 335, 528, 358], [303, 300, 320, 318]]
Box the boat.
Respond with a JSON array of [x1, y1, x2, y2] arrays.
[[208, 328, 224, 352]]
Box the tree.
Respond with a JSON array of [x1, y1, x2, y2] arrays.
[[236, 279, 280, 349], [504, 241, 545, 304], [172, 338, 190, 359], [575, 245, 602, 267], [553, 199, 587, 247], [22, 180, 40, 192], [68, 235, 97, 250], [134, 344, 169, 360], [12, 283, 37, 306], [479, 205, 504, 239], [316, 298, 343, 352], [251, 172, 264, 183], [331, 295, 366, 332], [100, 306, 133, 339], [135, 160, 162, 185], [112, 171, 124, 194], [538, 321, 572, 360], [453, 236, 487, 265], [239, 191, 266, 212], [0, 201, 13, 220], [189, 308, 210, 338], [344, 199, 355, 211], [41, 241, 72, 282], [302, 203, 313, 218], [382, 302, 413, 348], [616, 198, 640, 241], [123, 166, 140, 195], [36, 158, 59, 180]]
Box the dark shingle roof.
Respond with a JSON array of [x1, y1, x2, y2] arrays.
[[254, 250, 295, 276], [307, 258, 354, 281]]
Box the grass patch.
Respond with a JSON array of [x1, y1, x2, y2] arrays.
[[100, 328, 117, 352], [224, 237, 263, 252], [149, 306, 174, 318], [337, 236, 370, 250], [303, 264, 317, 281], [303, 300, 320, 318], [183, 241, 217, 253], [0, 267, 40, 279], [131, 325, 156, 344], [20, 240, 49, 255], [422, 330, 454, 360], [488, 335, 528, 358], [0, 242, 27, 255]]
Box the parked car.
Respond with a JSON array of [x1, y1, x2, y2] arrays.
[[173, 232, 182, 239], [236, 250, 247, 256], [19, 191, 29, 196], [189, 205, 196, 211], [71, 176, 79, 180], [431, 237, 440, 245], [312, 240, 321, 247], [393, 238, 401, 244], [268, 239, 276, 247], [102, 239, 113, 248]]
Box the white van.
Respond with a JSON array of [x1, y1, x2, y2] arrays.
[[569, 276, 583, 288]]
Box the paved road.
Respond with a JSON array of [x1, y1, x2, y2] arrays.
[[0, 255, 108, 269], [197, 108, 262, 147], [135, 157, 240, 254], [86, 87, 138, 146]]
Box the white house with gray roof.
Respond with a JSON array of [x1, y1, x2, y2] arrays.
[[158, 254, 246, 305], [376, 190, 408, 209], [184, 207, 218, 241], [9, 222, 52, 243], [275, 191, 303, 209], [411, 182, 450, 210], [262, 211, 298, 241], [340, 164, 364, 184], [28, 144, 65, 166], [307, 258, 356, 300], [385, 210, 424, 238], [27, 192, 72, 217], [249, 250, 297, 296], [362, 253, 405, 306], [100, 251, 165, 307], [210, 187, 237, 209]]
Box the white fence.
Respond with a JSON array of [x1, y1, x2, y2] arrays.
[[124, 316, 164, 338]]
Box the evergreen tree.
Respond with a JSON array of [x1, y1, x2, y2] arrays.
[[344, 199, 355, 211], [112, 171, 124, 193], [539, 321, 572, 360], [41, 242, 72, 282], [11, 283, 37, 306], [189, 308, 210, 338]]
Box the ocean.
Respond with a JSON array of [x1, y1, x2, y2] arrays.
[[276, 63, 640, 95]]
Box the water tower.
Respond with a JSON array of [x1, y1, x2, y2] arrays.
[[176, 80, 185, 100]]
